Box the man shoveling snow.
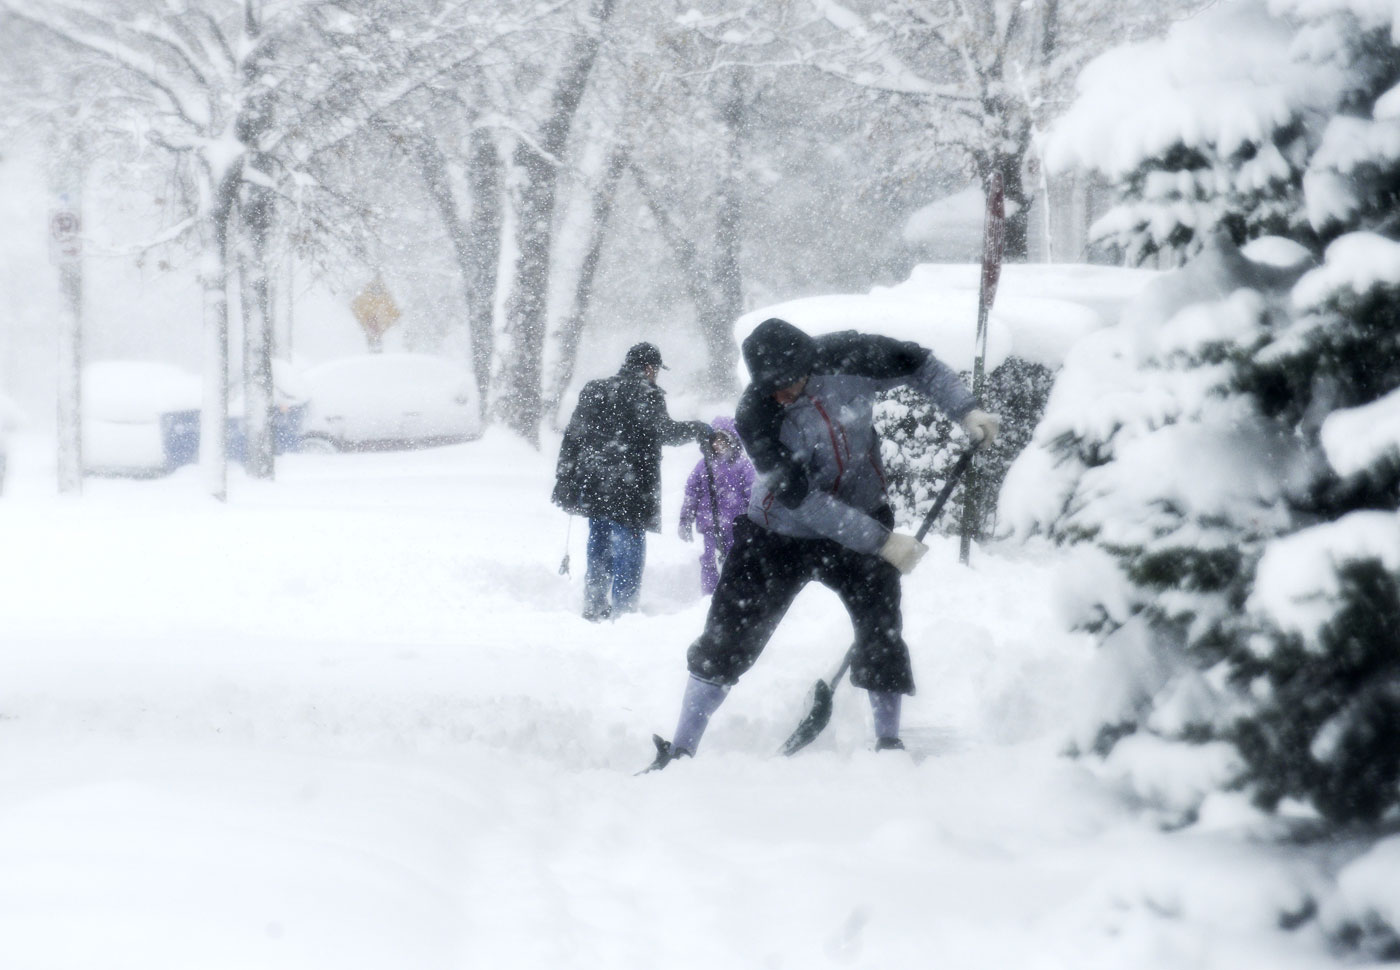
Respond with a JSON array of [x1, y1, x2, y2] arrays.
[[645, 318, 1000, 770]]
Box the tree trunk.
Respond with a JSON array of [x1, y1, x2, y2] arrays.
[[50, 136, 85, 495], [630, 162, 739, 389], [237, 0, 276, 479], [497, 0, 616, 443], [415, 129, 500, 408], [498, 148, 554, 442], [465, 128, 502, 409], [705, 69, 747, 396], [239, 164, 276, 479], [546, 141, 630, 423], [201, 171, 238, 502], [631, 163, 711, 309], [996, 154, 1030, 262]]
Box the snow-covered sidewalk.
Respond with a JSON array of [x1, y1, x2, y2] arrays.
[[0, 432, 1365, 969]]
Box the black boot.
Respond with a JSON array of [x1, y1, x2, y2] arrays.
[[874, 736, 905, 751], [637, 734, 692, 774]]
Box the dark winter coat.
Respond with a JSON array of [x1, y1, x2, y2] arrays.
[[553, 363, 709, 531]]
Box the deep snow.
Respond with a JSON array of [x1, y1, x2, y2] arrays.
[[0, 427, 1383, 970]]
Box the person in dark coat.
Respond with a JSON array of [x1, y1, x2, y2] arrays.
[[553, 342, 713, 620], [644, 318, 1001, 768]]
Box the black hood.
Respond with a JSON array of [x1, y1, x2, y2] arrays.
[[742, 318, 816, 392]]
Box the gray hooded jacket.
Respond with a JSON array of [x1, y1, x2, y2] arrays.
[[736, 321, 975, 555]]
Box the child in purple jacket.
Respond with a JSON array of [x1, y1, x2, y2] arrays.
[[678, 417, 755, 594]]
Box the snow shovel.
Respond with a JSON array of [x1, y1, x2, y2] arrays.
[[780, 445, 980, 756]]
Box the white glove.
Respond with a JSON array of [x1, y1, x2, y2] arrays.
[[961, 409, 1001, 446], [879, 532, 929, 575]]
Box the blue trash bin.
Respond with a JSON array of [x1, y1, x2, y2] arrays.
[[273, 402, 306, 454], [225, 416, 247, 463], [160, 405, 306, 468], [160, 410, 202, 470]]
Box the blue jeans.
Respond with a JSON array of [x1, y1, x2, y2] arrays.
[[585, 518, 647, 616]]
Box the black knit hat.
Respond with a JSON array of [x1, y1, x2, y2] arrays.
[[742, 318, 816, 391], [623, 342, 667, 370]]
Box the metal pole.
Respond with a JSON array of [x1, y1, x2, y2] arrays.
[[56, 252, 82, 494], [50, 140, 85, 496], [959, 172, 1005, 564]]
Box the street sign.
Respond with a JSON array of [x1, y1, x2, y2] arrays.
[[49, 208, 82, 264], [352, 275, 401, 349]]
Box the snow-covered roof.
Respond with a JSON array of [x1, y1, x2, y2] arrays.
[[901, 187, 986, 246], [82, 361, 202, 424]]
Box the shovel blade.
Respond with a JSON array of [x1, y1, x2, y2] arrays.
[[780, 679, 834, 756]]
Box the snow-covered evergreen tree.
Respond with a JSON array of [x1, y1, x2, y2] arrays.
[[1009, 0, 1400, 827], [1047, 0, 1356, 265], [1236, 232, 1400, 823]]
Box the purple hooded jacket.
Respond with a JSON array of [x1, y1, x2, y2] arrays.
[[679, 417, 755, 594]]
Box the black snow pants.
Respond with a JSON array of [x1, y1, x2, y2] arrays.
[[686, 508, 915, 695]]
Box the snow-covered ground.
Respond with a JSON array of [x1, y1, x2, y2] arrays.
[[0, 428, 1377, 970]]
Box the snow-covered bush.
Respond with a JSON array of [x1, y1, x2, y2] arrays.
[[876, 356, 1053, 537]]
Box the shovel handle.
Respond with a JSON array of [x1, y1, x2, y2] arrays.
[[914, 445, 979, 543], [829, 650, 853, 689]]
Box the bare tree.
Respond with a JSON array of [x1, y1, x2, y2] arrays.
[[617, 5, 787, 397], [409, 118, 503, 409], [495, 0, 619, 444], [795, 0, 1209, 259], [0, 0, 264, 496], [1, 0, 554, 487], [543, 138, 631, 422]]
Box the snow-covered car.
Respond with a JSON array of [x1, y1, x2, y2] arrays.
[[298, 353, 482, 451], [83, 360, 203, 476]]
